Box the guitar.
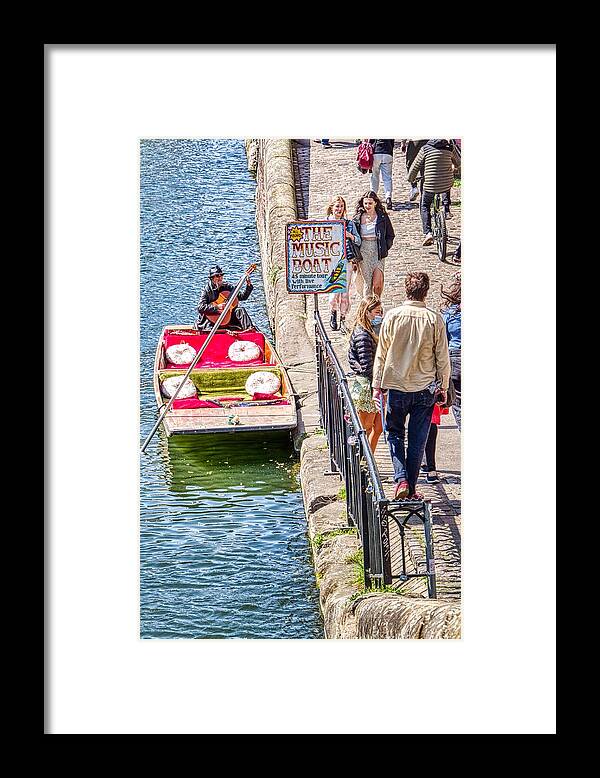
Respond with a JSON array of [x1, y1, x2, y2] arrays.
[[205, 263, 257, 326]]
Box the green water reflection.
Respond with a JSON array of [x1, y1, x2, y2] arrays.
[[157, 431, 300, 495]]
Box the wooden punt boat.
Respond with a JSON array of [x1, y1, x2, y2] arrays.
[[153, 325, 298, 436]]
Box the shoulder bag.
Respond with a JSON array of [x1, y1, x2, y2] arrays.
[[348, 218, 364, 263]]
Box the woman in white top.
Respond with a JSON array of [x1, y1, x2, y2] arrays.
[[351, 190, 395, 300], [326, 195, 361, 332]]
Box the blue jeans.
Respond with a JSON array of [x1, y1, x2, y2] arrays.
[[450, 351, 461, 431], [386, 388, 436, 494], [370, 153, 393, 199]]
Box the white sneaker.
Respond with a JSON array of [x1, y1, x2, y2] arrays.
[[409, 186, 419, 202], [422, 233, 434, 246]]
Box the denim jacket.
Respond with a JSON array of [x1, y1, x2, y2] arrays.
[[345, 218, 361, 244], [327, 215, 361, 259], [442, 304, 461, 353]]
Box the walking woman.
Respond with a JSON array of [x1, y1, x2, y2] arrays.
[[352, 190, 395, 300], [348, 295, 384, 452], [326, 195, 361, 331], [441, 272, 461, 430]]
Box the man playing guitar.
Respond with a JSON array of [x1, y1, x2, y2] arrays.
[[195, 264, 255, 332]]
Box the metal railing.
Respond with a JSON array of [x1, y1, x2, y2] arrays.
[[314, 309, 437, 597]]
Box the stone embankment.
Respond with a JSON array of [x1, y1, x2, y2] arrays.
[[245, 139, 319, 445], [246, 138, 461, 639]]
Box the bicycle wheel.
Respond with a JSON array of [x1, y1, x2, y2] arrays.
[[435, 203, 447, 262]]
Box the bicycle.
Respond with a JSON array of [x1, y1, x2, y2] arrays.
[[431, 193, 447, 262]]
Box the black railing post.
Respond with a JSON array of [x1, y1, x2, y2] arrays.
[[356, 432, 372, 582], [378, 501, 392, 586], [423, 501, 437, 599], [326, 368, 337, 474], [315, 336, 322, 422]]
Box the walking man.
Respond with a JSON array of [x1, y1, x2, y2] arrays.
[[372, 272, 451, 500], [368, 139, 395, 210]]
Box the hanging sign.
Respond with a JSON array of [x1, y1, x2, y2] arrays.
[[285, 220, 347, 294]]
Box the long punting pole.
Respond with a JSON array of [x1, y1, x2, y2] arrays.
[[140, 264, 256, 454]]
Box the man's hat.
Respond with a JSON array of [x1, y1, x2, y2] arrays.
[[208, 264, 224, 277]]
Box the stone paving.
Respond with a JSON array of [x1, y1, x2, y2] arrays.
[[292, 138, 462, 599]]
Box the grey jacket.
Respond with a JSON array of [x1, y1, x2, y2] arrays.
[[407, 139, 460, 193]]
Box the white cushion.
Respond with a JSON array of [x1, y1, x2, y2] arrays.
[[228, 341, 261, 362], [166, 343, 197, 365], [161, 376, 197, 399], [244, 371, 281, 396]]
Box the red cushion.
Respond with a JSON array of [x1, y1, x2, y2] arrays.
[[252, 392, 281, 401], [163, 331, 266, 368], [172, 398, 217, 409]]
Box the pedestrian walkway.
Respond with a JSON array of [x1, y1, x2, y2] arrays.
[[293, 138, 461, 598]]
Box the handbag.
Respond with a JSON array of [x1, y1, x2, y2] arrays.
[[345, 219, 361, 262], [345, 234, 355, 261], [356, 140, 374, 173], [350, 241, 363, 264], [347, 221, 364, 263], [354, 241, 364, 263]]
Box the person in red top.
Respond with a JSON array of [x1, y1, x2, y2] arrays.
[[420, 402, 449, 483]]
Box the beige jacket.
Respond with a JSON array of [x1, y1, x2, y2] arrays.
[[372, 300, 451, 392]]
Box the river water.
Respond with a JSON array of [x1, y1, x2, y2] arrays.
[[139, 139, 323, 638]]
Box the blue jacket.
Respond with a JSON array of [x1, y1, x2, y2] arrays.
[[442, 304, 461, 352]]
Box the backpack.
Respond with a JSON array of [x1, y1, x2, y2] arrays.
[[356, 140, 374, 173]]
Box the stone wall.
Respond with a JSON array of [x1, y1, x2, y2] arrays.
[[245, 139, 318, 447], [245, 139, 312, 365]]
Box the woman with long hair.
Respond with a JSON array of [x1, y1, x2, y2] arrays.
[[352, 190, 395, 300], [441, 272, 461, 430], [348, 295, 384, 452], [325, 195, 361, 332]]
